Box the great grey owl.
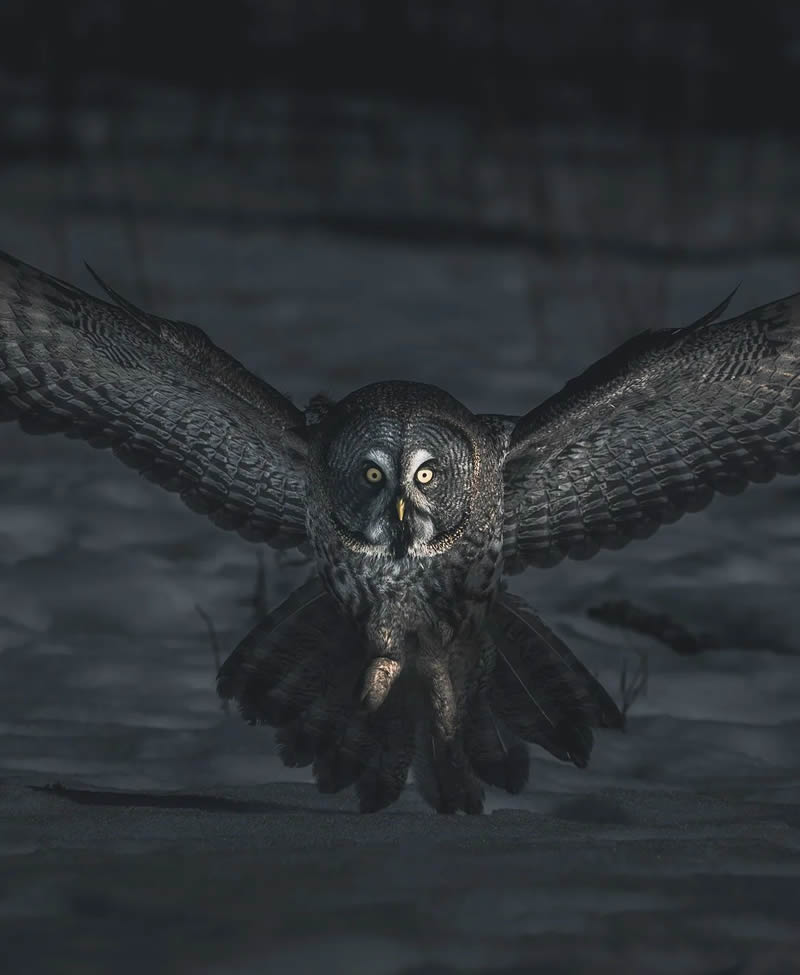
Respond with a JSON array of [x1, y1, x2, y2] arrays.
[[1, 250, 799, 813]]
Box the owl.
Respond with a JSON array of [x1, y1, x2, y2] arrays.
[[1, 251, 799, 813]]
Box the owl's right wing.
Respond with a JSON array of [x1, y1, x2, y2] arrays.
[[0, 250, 308, 548]]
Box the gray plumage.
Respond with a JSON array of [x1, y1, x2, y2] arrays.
[[1, 249, 799, 813]]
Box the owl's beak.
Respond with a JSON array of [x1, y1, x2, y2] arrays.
[[391, 494, 412, 558]]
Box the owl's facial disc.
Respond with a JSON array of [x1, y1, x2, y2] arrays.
[[323, 416, 474, 557]]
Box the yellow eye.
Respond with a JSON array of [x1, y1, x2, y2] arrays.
[[415, 466, 434, 485], [364, 466, 384, 484]]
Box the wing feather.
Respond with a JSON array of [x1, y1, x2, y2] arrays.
[[0, 250, 308, 548], [503, 290, 800, 571]]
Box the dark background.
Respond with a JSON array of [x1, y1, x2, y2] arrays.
[[4, 0, 800, 347], [3, 0, 800, 147], [3, 0, 800, 258], [2, 4, 800, 975]]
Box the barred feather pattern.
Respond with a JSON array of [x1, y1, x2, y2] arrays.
[[0, 250, 307, 547], [500, 291, 800, 570]]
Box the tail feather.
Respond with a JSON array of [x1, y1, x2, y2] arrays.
[[218, 577, 415, 804], [356, 673, 416, 812], [275, 666, 366, 779], [217, 576, 354, 726], [218, 578, 621, 810], [485, 592, 623, 768], [491, 592, 623, 729], [464, 690, 530, 794]]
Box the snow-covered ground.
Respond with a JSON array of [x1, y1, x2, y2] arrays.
[[1, 192, 800, 971]]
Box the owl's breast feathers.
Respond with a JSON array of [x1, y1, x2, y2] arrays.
[[312, 507, 504, 649]]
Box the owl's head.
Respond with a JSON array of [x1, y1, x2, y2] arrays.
[[311, 381, 495, 558]]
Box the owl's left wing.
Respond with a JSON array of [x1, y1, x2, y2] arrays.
[[0, 250, 308, 548], [499, 290, 800, 572]]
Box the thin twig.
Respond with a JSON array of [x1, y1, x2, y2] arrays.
[[195, 603, 229, 713], [619, 650, 649, 726]]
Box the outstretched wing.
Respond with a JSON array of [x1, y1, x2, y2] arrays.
[[501, 289, 800, 571], [0, 250, 308, 548]]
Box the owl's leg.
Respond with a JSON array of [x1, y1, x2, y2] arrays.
[[219, 579, 416, 810], [356, 616, 408, 712], [356, 671, 416, 813], [412, 654, 485, 815], [277, 647, 415, 807], [277, 660, 376, 793], [313, 716, 375, 794]]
